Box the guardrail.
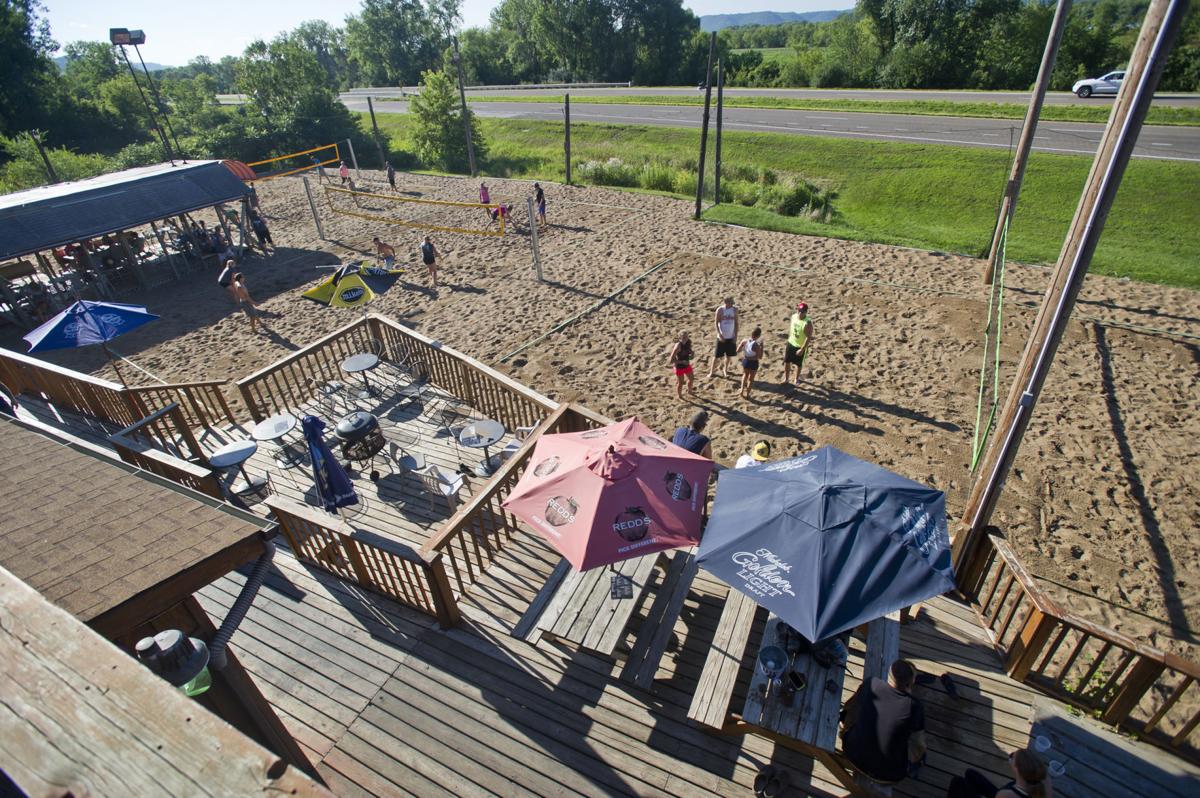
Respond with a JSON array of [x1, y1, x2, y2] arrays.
[[267, 496, 460, 628], [0, 347, 236, 433], [344, 82, 632, 96], [108, 404, 223, 499], [961, 531, 1200, 763], [236, 314, 555, 433]]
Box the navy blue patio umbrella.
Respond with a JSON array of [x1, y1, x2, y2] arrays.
[[697, 446, 955, 642], [22, 300, 160, 387], [301, 415, 358, 513]]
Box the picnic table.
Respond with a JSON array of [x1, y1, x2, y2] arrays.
[[687, 589, 901, 797], [515, 549, 699, 688]]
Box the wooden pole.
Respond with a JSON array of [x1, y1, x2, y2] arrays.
[[302, 176, 325, 240], [694, 32, 717, 221], [715, 60, 724, 206], [452, 37, 478, 178], [982, 0, 1073, 284], [367, 96, 387, 168], [527, 197, 543, 281], [953, 0, 1186, 575], [564, 93, 572, 185], [29, 131, 59, 183]]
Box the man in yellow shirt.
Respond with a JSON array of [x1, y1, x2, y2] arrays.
[[783, 302, 813, 386]]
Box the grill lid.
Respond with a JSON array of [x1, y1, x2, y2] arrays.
[[335, 411, 378, 441]]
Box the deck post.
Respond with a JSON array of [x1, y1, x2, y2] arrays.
[[425, 551, 462, 629], [1006, 607, 1059, 681], [1100, 657, 1166, 725]]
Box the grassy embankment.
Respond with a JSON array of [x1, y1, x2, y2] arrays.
[[441, 94, 1200, 127], [368, 113, 1200, 289]]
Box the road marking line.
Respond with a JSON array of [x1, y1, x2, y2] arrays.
[[1151, 143, 1173, 147]]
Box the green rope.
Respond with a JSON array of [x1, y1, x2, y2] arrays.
[[971, 219, 1008, 471]]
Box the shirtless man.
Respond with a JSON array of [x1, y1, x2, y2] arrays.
[[373, 236, 396, 269], [707, 297, 738, 378]]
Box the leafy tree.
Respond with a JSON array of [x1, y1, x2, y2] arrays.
[[0, 0, 59, 138], [61, 40, 122, 94], [490, 0, 545, 81], [290, 20, 355, 90], [614, 0, 700, 85], [0, 134, 109, 193], [345, 0, 451, 86], [456, 26, 518, 85], [409, 68, 486, 171]]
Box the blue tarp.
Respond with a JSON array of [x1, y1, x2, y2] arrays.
[[697, 446, 955, 642], [0, 161, 248, 261]]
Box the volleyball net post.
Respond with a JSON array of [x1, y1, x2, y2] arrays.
[[301, 176, 326, 240]]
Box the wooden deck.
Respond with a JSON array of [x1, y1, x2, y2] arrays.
[[197, 530, 1049, 798], [16, 390, 1191, 796]]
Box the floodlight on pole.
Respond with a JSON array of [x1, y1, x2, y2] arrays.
[[109, 27, 175, 164]]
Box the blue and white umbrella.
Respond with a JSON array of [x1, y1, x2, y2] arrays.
[[697, 446, 955, 642], [301, 415, 358, 513], [22, 300, 159, 387]]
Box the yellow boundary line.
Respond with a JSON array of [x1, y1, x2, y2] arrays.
[[247, 142, 339, 168], [324, 184, 496, 210]]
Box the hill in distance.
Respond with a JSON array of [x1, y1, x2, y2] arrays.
[[700, 10, 848, 31], [52, 55, 168, 71]]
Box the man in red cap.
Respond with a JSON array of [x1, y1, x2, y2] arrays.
[[783, 302, 814, 386]]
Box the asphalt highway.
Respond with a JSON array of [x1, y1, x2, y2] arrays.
[[340, 96, 1200, 163]]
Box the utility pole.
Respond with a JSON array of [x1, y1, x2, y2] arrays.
[[116, 45, 173, 162], [694, 32, 717, 221], [982, 0, 1072, 284], [714, 60, 724, 206], [367, 96, 387, 168], [452, 37, 477, 178], [564, 93, 572, 185], [953, 0, 1185, 584], [29, 131, 59, 183], [133, 42, 184, 159]]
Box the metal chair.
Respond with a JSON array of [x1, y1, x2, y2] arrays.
[[498, 424, 538, 464], [305, 376, 352, 417], [414, 464, 464, 514]]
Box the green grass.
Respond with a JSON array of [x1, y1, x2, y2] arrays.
[[731, 47, 795, 65], [387, 93, 1200, 127], [368, 113, 1200, 289]]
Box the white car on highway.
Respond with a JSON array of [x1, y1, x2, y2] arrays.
[[1073, 71, 1124, 98]]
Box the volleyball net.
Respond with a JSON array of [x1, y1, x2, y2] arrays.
[[247, 142, 340, 181], [321, 184, 507, 237]]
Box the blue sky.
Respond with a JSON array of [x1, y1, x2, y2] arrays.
[[45, 0, 853, 65]]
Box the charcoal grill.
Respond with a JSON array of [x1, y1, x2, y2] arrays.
[[335, 411, 386, 479]]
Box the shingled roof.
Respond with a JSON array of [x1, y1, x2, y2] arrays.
[[0, 417, 270, 632]]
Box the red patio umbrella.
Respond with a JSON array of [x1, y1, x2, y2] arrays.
[[501, 417, 713, 571]]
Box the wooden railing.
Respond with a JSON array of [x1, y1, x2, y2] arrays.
[[0, 347, 236, 432], [235, 315, 555, 433], [126, 380, 237, 429], [420, 404, 609, 599], [266, 496, 460, 628], [961, 531, 1200, 762], [109, 405, 224, 499]]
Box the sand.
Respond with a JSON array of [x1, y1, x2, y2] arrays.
[[9, 169, 1198, 661]]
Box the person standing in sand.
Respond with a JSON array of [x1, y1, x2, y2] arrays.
[[740, 326, 764, 399], [231, 272, 263, 333], [217, 258, 236, 303], [707, 297, 739, 378], [534, 182, 546, 228], [479, 182, 491, 218], [338, 161, 350, 186], [783, 302, 814, 387], [386, 161, 396, 191], [419, 236, 441, 288], [667, 331, 696, 400], [373, 237, 396, 269]]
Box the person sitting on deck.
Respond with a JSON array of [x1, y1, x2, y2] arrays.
[[841, 659, 927, 788], [671, 410, 713, 459], [946, 748, 1051, 798]]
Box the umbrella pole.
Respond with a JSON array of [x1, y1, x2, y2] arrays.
[[100, 340, 129, 389]]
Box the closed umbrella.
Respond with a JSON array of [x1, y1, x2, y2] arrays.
[[301, 415, 357, 512], [501, 416, 712, 571], [697, 446, 955, 642], [23, 300, 159, 387]]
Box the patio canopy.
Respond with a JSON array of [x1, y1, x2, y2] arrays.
[[0, 161, 249, 262]]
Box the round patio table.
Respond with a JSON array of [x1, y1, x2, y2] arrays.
[[342, 352, 380, 399], [209, 439, 266, 495], [251, 412, 302, 469], [459, 419, 506, 477]]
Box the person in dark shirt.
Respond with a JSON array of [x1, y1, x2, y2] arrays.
[[841, 659, 927, 786], [671, 410, 713, 459]]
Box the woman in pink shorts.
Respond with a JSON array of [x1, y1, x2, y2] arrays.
[[667, 331, 696, 400]]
